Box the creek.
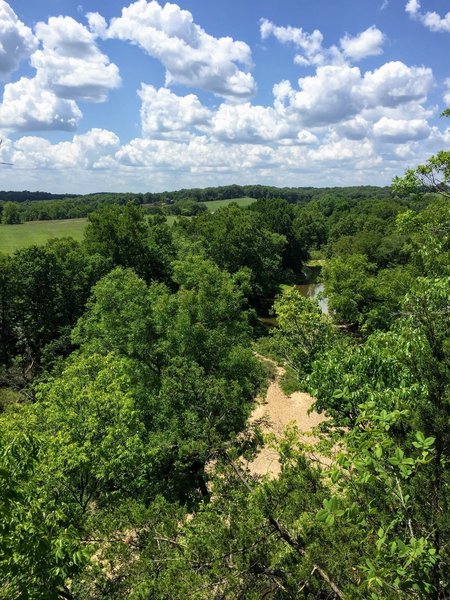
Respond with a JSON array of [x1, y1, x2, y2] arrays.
[[295, 282, 328, 314]]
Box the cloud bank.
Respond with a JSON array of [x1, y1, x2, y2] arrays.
[[0, 0, 448, 193]]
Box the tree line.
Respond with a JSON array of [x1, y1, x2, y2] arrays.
[[0, 185, 394, 224]]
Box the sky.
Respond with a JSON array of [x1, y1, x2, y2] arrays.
[[0, 0, 449, 193]]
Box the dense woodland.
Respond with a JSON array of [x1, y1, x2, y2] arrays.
[[0, 185, 393, 223], [0, 142, 449, 598]]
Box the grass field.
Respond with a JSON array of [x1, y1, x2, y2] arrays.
[[0, 219, 87, 254], [203, 197, 256, 210], [0, 197, 257, 254]]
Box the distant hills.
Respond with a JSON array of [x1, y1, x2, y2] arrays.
[[0, 184, 393, 205]]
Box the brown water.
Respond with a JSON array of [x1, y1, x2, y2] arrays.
[[295, 282, 328, 314]]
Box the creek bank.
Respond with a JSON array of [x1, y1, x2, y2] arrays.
[[246, 357, 326, 478]]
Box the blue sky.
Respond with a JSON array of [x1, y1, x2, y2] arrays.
[[0, 0, 449, 193]]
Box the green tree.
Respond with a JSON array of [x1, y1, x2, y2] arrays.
[[0, 431, 88, 600], [322, 253, 377, 326], [249, 198, 308, 272], [271, 287, 336, 379], [177, 204, 286, 301], [393, 110, 449, 200], [72, 260, 264, 501], [0, 253, 15, 365], [84, 203, 169, 283], [1, 202, 21, 224], [8, 240, 109, 373]]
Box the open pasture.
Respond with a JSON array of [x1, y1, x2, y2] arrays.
[[0, 198, 257, 253], [0, 218, 87, 254]]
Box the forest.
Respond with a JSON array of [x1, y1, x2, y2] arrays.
[[0, 185, 393, 224], [0, 146, 449, 599]]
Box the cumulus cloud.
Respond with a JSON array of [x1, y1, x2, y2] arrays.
[[405, 0, 421, 15], [0, 1, 37, 79], [115, 136, 275, 172], [11, 128, 119, 169], [4, 121, 450, 193], [372, 116, 430, 142], [260, 19, 385, 65], [259, 18, 333, 67], [89, 0, 255, 100], [139, 84, 211, 139], [273, 66, 362, 127], [360, 61, 433, 107], [32, 16, 121, 102], [336, 117, 371, 140], [405, 0, 450, 32], [340, 26, 385, 61], [270, 61, 433, 132], [136, 56, 435, 147], [0, 1, 444, 191], [0, 77, 82, 131], [444, 78, 450, 107], [0, 11, 121, 133], [138, 85, 319, 145], [210, 102, 316, 144]]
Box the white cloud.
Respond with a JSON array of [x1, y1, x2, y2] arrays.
[[268, 61, 433, 135], [0, 12, 121, 133], [86, 12, 108, 38], [444, 78, 450, 107], [405, 0, 421, 15], [138, 84, 320, 145], [32, 16, 121, 102], [360, 61, 433, 107], [211, 101, 318, 144], [372, 117, 430, 142], [0, 1, 37, 79], [0, 1, 445, 192], [0, 77, 82, 131], [340, 26, 385, 61], [3, 122, 449, 194], [260, 19, 385, 65], [260, 18, 345, 67], [336, 116, 371, 140], [260, 18, 332, 67], [405, 0, 450, 32], [90, 0, 255, 100], [139, 84, 211, 139], [273, 65, 363, 127], [11, 128, 119, 169], [307, 138, 379, 166]]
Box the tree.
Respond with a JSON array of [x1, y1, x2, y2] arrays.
[[177, 204, 286, 301], [271, 287, 336, 379], [72, 260, 264, 501], [33, 352, 153, 505], [322, 253, 377, 326], [393, 110, 449, 200], [0, 431, 88, 600], [393, 151, 450, 199], [7, 239, 109, 373], [84, 203, 168, 283], [0, 253, 15, 365], [1, 202, 21, 224], [249, 198, 307, 272]]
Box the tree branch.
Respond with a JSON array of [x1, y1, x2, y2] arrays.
[[221, 450, 345, 599]]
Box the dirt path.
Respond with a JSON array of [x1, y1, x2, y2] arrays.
[[247, 360, 326, 478]]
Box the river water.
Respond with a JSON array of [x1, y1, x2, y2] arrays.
[[295, 282, 328, 314]]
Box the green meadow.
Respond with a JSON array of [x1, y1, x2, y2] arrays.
[[202, 197, 256, 210], [0, 197, 256, 254], [0, 219, 87, 254]]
